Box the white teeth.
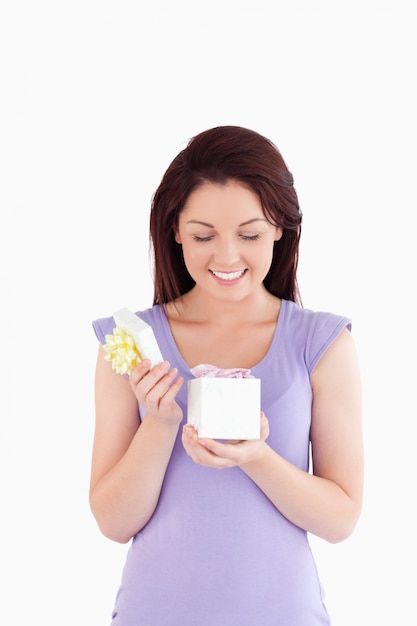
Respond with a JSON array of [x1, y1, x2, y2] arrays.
[[211, 270, 245, 281]]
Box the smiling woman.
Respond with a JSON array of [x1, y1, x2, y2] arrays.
[[150, 126, 302, 306], [173, 181, 282, 299], [90, 125, 363, 626]]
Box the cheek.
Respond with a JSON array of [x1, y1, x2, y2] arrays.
[[181, 244, 205, 269], [254, 240, 275, 270]]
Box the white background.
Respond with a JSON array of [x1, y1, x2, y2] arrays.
[[1, 1, 416, 624]]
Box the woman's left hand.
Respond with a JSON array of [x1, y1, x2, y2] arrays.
[[181, 412, 269, 468]]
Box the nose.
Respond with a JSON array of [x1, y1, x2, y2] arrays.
[[213, 237, 240, 267]]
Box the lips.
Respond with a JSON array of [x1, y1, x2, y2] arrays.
[[210, 269, 246, 281]]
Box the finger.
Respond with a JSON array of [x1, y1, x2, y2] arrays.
[[182, 426, 213, 463], [130, 361, 170, 398], [144, 368, 181, 412], [129, 358, 151, 386], [182, 425, 198, 455], [198, 438, 242, 460], [182, 428, 235, 468], [260, 412, 270, 440], [157, 374, 184, 408]]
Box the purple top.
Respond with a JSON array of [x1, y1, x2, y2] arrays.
[[92, 299, 351, 625]]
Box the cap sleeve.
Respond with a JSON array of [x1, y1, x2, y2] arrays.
[[92, 315, 116, 345], [306, 313, 352, 373]]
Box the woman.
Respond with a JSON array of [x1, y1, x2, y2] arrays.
[[90, 125, 363, 625]]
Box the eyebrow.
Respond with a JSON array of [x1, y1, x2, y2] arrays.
[[185, 218, 268, 227]]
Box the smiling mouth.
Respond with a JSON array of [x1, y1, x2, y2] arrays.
[[210, 269, 246, 281]]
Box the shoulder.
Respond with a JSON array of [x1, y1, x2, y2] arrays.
[[283, 299, 350, 327], [136, 305, 165, 327], [281, 299, 352, 373]]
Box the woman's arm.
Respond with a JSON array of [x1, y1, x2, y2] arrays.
[[89, 346, 184, 543], [182, 328, 363, 543]]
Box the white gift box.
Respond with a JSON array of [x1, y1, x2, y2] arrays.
[[113, 307, 164, 368], [187, 377, 261, 440]]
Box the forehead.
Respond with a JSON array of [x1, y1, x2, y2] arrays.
[[182, 180, 263, 214]]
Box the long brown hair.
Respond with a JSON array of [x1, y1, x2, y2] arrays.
[[149, 126, 302, 306]]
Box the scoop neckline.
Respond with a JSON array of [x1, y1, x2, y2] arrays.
[[155, 299, 288, 377]]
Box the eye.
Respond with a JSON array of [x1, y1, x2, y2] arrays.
[[240, 234, 261, 241], [192, 235, 214, 242]]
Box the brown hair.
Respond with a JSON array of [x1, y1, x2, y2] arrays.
[[149, 125, 302, 306]]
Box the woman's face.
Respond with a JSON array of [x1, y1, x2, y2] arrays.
[[174, 180, 282, 303]]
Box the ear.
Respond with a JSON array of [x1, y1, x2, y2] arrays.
[[174, 229, 182, 244], [274, 227, 283, 242]]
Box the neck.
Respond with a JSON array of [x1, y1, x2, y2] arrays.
[[173, 285, 280, 325]]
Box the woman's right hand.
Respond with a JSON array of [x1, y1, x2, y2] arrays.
[[90, 349, 185, 541], [129, 359, 184, 425]]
